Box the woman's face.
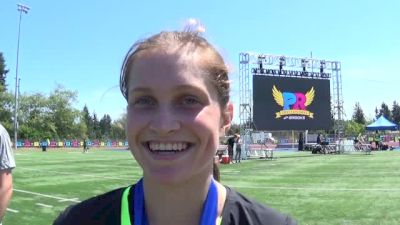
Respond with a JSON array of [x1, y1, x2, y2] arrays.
[[126, 50, 231, 184]]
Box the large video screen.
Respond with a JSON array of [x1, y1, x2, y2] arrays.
[[253, 75, 332, 130]]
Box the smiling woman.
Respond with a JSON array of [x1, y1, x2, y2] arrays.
[[53, 20, 297, 225]]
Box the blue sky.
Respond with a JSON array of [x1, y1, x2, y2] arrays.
[[1, 0, 399, 123]]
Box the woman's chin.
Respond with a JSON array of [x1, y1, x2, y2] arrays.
[[144, 168, 190, 185]]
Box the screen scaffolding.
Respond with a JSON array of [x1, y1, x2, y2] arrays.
[[239, 53, 344, 144]]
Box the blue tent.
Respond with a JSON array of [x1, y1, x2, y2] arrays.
[[366, 115, 398, 131]]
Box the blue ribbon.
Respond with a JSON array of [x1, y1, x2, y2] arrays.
[[134, 178, 218, 225]]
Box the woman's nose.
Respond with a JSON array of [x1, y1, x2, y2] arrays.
[[149, 106, 180, 135]]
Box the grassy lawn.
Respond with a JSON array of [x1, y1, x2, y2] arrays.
[[6, 148, 400, 225]]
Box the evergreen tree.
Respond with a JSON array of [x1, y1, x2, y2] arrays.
[[92, 112, 100, 139], [0, 52, 9, 92], [391, 101, 400, 125], [352, 102, 366, 124], [82, 105, 92, 138], [378, 102, 391, 120], [99, 114, 112, 138]]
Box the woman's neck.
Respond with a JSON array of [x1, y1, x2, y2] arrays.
[[142, 174, 226, 225]]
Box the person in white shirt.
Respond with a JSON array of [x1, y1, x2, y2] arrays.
[[0, 123, 16, 224]]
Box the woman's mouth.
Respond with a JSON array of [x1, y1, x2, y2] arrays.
[[146, 141, 192, 154]]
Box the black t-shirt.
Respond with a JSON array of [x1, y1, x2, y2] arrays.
[[53, 185, 297, 225], [221, 187, 296, 225], [227, 137, 235, 148]]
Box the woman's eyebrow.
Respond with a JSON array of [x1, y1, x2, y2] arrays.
[[128, 87, 152, 95], [172, 84, 206, 93]]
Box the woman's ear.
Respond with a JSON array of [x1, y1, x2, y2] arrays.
[[220, 102, 233, 136]]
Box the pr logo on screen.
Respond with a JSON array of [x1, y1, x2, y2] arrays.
[[272, 85, 315, 120]]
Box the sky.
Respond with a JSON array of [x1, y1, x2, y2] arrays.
[[1, 0, 400, 123]]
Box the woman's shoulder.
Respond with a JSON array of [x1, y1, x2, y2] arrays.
[[221, 186, 297, 225], [53, 186, 133, 225]]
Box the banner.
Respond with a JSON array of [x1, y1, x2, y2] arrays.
[[15, 139, 129, 148]]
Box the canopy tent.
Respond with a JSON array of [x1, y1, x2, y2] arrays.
[[366, 115, 398, 131]]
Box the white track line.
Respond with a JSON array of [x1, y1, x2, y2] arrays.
[[36, 203, 53, 208], [7, 208, 19, 213], [58, 198, 79, 202], [230, 185, 400, 192], [14, 189, 80, 203]]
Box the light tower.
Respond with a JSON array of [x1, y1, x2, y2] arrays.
[[13, 3, 30, 149]]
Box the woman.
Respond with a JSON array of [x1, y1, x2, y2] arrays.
[[53, 22, 296, 225]]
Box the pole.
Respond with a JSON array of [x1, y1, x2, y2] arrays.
[[335, 62, 342, 152], [13, 4, 29, 150], [292, 130, 294, 150]]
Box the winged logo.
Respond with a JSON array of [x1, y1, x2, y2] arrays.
[[305, 87, 315, 106], [272, 85, 284, 107], [272, 85, 315, 107]]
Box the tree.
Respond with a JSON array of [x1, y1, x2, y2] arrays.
[[344, 120, 364, 138], [18, 93, 56, 140], [48, 85, 82, 139], [92, 112, 100, 139], [110, 113, 126, 140], [227, 123, 240, 136], [0, 91, 14, 131], [377, 102, 391, 120], [392, 101, 400, 125], [70, 113, 87, 140], [0, 52, 9, 92], [99, 114, 112, 138], [1, 84, 130, 140], [82, 105, 92, 138], [352, 102, 366, 124]]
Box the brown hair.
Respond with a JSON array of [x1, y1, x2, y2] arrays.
[[119, 30, 230, 107], [213, 160, 220, 182]]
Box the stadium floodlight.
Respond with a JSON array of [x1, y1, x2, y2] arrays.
[[17, 4, 30, 13], [13, 3, 30, 150], [257, 55, 265, 71], [320, 60, 326, 73], [279, 56, 286, 71], [301, 59, 308, 72]]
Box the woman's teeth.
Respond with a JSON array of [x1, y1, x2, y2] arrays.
[[148, 142, 189, 152]]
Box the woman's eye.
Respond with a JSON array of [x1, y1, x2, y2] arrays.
[[132, 96, 156, 107], [181, 96, 201, 106]]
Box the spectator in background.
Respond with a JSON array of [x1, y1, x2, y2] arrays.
[[83, 139, 88, 153], [0, 123, 16, 224], [41, 139, 48, 152], [298, 132, 304, 151], [398, 136, 400, 148], [316, 133, 321, 145], [374, 131, 380, 150], [227, 135, 236, 164], [234, 134, 242, 163]]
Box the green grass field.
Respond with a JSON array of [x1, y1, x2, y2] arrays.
[[6, 149, 400, 225]]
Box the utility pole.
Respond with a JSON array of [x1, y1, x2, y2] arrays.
[[14, 3, 30, 150]]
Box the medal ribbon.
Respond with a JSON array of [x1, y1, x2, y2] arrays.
[[134, 178, 218, 225]]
